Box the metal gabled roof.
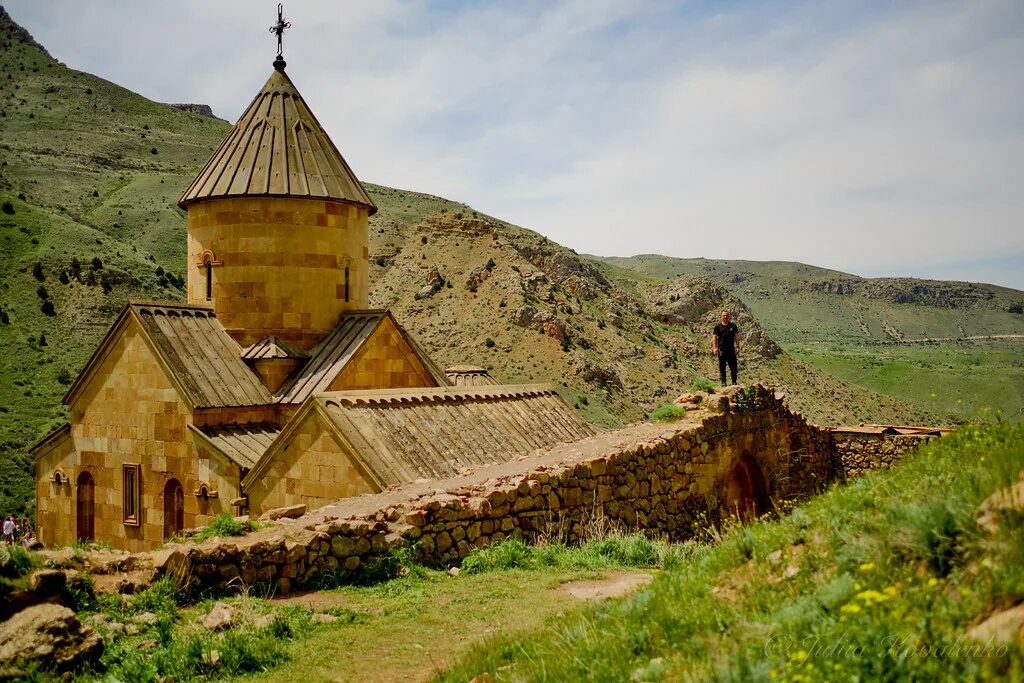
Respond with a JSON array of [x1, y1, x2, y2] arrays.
[[190, 423, 281, 469], [65, 302, 273, 410], [241, 336, 309, 361], [444, 365, 498, 386], [314, 385, 597, 487], [274, 310, 449, 404], [178, 68, 376, 214]]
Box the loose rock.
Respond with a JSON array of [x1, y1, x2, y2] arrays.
[[0, 604, 104, 672]]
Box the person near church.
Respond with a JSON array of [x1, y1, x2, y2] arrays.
[[712, 310, 740, 386]]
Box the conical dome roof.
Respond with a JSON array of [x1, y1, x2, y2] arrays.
[[178, 69, 376, 214]]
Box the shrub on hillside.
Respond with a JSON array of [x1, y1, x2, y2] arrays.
[[691, 377, 717, 393], [650, 404, 686, 423], [41, 300, 55, 316], [190, 512, 247, 543], [36, 285, 48, 299], [31, 261, 43, 280], [90, 256, 103, 270], [0, 544, 35, 579], [1, 201, 13, 215]]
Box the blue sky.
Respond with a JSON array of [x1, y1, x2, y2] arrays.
[[8, 0, 1024, 289]]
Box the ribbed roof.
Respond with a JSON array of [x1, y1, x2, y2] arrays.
[[131, 304, 273, 407], [178, 68, 376, 214], [444, 365, 498, 386], [190, 423, 281, 469], [315, 385, 597, 487], [275, 310, 449, 404], [241, 336, 309, 361], [64, 302, 274, 409]]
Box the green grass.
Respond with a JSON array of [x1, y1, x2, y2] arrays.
[[650, 403, 687, 423], [188, 512, 249, 544], [438, 422, 1024, 682], [789, 340, 1024, 423]]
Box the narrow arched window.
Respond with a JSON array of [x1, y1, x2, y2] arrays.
[[205, 261, 213, 300], [344, 266, 350, 303]]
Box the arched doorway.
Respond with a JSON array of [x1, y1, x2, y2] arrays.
[[76, 471, 95, 542], [724, 454, 770, 521], [163, 478, 185, 540]]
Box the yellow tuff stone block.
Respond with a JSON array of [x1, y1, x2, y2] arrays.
[[186, 196, 370, 350]]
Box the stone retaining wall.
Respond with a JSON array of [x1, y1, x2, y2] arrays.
[[833, 432, 936, 478], [156, 386, 837, 595]]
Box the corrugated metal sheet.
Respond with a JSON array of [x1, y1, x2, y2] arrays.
[[317, 385, 597, 487], [241, 336, 309, 360], [275, 311, 384, 404], [445, 365, 498, 386], [274, 310, 449, 404], [178, 68, 376, 214], [132, 304, 273, 408], [831, 424, 949, 436], [190, 423, 280, 469]]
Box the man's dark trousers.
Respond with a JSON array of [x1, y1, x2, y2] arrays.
[[719, 350, 737, 385]]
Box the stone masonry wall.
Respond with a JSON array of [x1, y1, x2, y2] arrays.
[[154, 386, 837, 595], [833, 432, 936, 478]]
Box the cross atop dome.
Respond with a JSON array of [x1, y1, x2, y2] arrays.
[[269, 3, 291, 71]]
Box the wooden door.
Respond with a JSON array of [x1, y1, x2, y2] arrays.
[[163, 479, 185, 540], [76, 472, 94, 542]]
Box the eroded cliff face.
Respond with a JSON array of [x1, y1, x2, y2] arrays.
[[365, 206, 928, 428]]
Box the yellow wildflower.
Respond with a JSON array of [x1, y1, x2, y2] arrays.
[[927, 578, 939, 588], [856, 589, 890, 606], [859, 562, 875, 573], [841, 603, 862, 614], [884, 586, 898, 596]]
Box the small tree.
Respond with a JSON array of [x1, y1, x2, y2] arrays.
[[41, 300, 55, 316], [91, 256, 102, 270], [0, 201, 13, 215], [31, 261, 43, 281], [36, 285, 48, 299]]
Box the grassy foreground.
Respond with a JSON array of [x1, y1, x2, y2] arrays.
[[440, 423, 1024, 682]]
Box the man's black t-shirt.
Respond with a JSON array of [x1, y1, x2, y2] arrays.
[[713, 322, 739, 356]]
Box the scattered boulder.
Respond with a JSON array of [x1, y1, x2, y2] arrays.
[[966, 603, 1024, 645], [976, 475, 1024, 534], [447, 566, 461, 577], [132, 611, 159, 626], [0, 604, 103, 673], [202, 602, 235, 631], [252, 613, 276, 630], [28, 570, 67, 598], [414, 267, 445, 300], [151, 546, 191, 584], [259, 504, 308, 522]]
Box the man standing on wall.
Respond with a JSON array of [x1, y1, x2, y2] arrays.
[[712, 310, 741, 386]]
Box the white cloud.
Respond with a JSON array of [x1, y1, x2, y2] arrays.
[[7, 0, 1024, 287]]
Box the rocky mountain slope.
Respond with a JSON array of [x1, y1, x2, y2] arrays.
[[0, 7, 930, 515], [598, 254, 1024, 345]]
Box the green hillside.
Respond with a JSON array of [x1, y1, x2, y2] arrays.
[[0, 8, 942, 518], [442, 423, 1024, 682], [598, 255, 1024, 423]]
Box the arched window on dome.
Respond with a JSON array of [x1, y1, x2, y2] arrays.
[[205, 261, 213, 300], [344, 266, 350, 303]]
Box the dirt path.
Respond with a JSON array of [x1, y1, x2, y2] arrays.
[[244, 569, 655, 683]]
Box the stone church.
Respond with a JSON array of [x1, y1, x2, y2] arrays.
[[31, 55, 594, 552]]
